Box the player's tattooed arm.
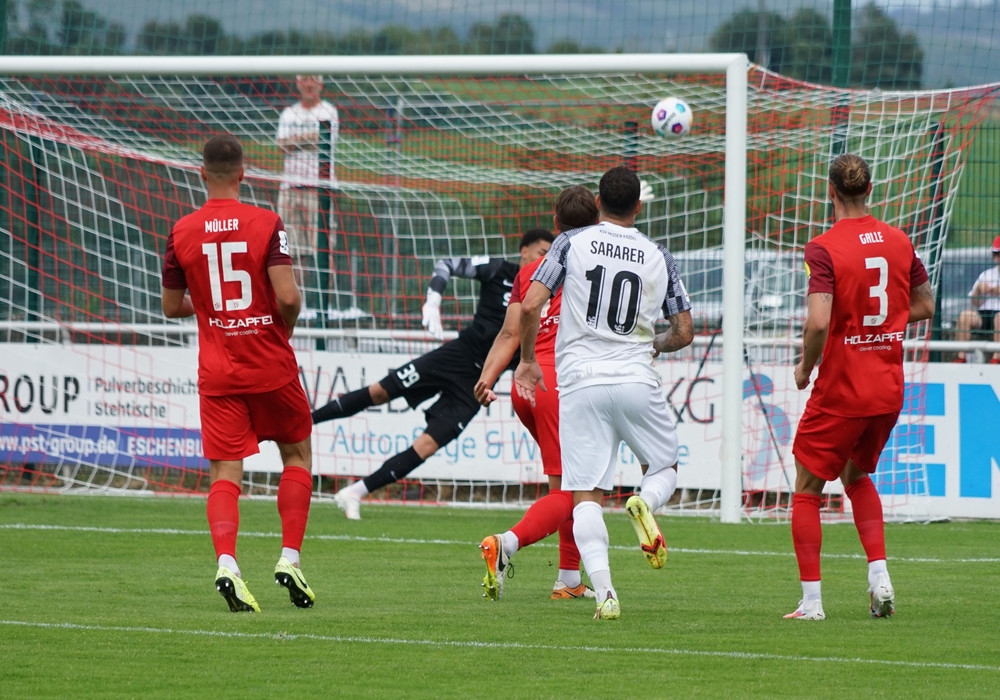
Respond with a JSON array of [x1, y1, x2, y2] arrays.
[[653, 309, 694, 357]]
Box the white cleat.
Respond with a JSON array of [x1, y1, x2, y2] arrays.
[[333, 486, 361, 520], [783, 598, 825, 620], [869, 573, 895, 618]]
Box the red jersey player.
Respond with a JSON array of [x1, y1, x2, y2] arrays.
[[473, 185, 599, 601], [161, 134, 316, 613], [784, 153, 935, 621]]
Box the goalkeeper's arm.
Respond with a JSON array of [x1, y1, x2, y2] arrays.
[[420, 257, 485, 340]]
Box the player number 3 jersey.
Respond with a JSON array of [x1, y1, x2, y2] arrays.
[[804, 214, 928, 416]]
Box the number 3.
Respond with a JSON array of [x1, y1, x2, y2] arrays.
[[864, 256, 888, 327]]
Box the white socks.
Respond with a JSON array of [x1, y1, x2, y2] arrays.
[[346, 480, 370, 498], [558, 569, 582, 588], [868, 559, 889, 589], [501, 531, 520, 558], [281, 547, 300, 567], [573, 500, 615, 601], [218, 554, 239, 576], [801, 580, 822, 602], [639, 467, 678, 512]]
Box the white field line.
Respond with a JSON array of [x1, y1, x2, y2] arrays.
[[1, 619, 999, 673], [2, 522, 998, 563]]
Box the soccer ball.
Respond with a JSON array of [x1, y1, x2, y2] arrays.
[[651, 97, 692, 137]]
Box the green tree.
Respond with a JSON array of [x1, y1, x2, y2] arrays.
[[709, 8, 789, 73], [850, 2, 923, 89], [137, 20, 185, 54], [468, 13, 535, 54], [372, 25, 417, 55], [186, 14, 223, 55], [58, 0, 124, 54], [549, 39, 582, 54], [782, 8, 833, 84], [466, 20, 494, 54], [711, 4, 923, 88], [493, 13, 535, 54], [419, 26, 462, 54]]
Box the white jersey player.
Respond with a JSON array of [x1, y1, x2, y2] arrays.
[[515, 165, 694, 620]]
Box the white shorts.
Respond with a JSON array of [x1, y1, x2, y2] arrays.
[[558, 382, 679, 492]]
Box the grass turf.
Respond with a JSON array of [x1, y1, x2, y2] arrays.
[[1, 493, 997, 698]]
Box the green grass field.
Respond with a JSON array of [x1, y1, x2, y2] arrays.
[[1, 493, 997, 699]]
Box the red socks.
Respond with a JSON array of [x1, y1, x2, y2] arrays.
[[557, 516, 581, 571], [511, 489, 576, 560], [277, 466, 314, 552], [790, 493, 823, 581], [207, 479, 242, 560], [845, 476, 886, 562]]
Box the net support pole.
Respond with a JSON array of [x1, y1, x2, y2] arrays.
[[719, 56, 749, 524]]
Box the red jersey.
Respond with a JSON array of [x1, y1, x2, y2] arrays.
[[161, 198, 300, 396], [511, 256, 561, 366], [803, 214, 928, 417]]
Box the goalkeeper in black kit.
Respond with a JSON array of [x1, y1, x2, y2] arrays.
[[312, 228, 554, 520]]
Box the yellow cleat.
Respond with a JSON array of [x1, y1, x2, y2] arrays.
[[274, 556, 316, 609], [625, 495, 667, 569], [215, 566, 260, 613]]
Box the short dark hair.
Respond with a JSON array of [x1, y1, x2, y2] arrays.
[[598, 166, 641, 217], [555, 185, 598, 232], [519, 228, 554, 249], [202, 134, 243, 180]]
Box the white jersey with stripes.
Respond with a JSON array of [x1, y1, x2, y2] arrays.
[[531, 221, 691, 394]]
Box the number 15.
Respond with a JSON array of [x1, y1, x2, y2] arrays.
[[202, 241, 252, 311]]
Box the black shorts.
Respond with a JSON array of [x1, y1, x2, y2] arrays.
[[978, 310, 997, 332], [379, 340, 483, 448]]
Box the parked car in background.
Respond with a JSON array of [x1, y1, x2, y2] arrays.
[[672, 248, 807, 334]]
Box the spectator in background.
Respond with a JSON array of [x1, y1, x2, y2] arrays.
[[785, 153, 934, 621], [276, 74, 339, 320], [161, 134, 316, 613], [953, 236, 1000, 363]]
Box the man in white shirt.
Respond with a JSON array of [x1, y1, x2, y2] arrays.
[[276, 74, 339, 319], [514, 165, 694, 620], [954, 236, 1000, 363]]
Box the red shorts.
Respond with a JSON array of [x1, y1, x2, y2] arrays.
[[511, 362, 561, 476], [792, 405, 900, 481], [200, 379, 312, 461]]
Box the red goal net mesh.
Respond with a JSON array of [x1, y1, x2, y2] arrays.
[[0, 68, 992, 518]]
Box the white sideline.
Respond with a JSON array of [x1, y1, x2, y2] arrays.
[[2, 523, 998, 564], [1, 619, 998, 672]]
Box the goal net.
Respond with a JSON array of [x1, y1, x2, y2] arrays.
[[0, 56, 991, 522]]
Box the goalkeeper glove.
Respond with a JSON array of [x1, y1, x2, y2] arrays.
[[421, 289, 444, 340], [639, 179, 655, 202]]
